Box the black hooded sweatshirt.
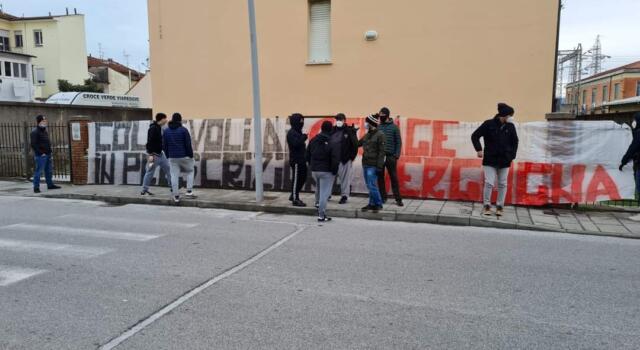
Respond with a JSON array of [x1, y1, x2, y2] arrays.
[[621, 112, 640, 169], [471, 115, 519, 169], [306, 131, 340, 174], [287, 115, 307, 165], [146, 121, 163, 155]]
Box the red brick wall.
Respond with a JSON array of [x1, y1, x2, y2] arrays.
[[70, 119, 89, 185]]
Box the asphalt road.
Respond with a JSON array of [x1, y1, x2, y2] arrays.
[[0, 195, 639, 350]]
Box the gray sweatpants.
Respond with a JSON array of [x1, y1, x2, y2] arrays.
[[313, 171, 335, 218], [336, 160, 354, 197], [169, 157, 195, 196], [483, 166, 509, 207]]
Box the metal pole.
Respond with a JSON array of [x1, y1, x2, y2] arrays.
[[248, 0, 264, 202]]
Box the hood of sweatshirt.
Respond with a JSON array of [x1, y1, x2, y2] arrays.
[[290, 114, 304, 132], [168, 121, 182, 130]]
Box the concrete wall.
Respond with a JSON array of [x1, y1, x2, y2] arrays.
[[148, 0, 560, 121], [127, 71, 152, 108], [0, 101, 151, 124], [106, 67, 133, 95]]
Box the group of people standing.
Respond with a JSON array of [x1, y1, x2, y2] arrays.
[[287, 103, 521, 221], [287, 107, 405, 222], [141, 112, 197, 203]]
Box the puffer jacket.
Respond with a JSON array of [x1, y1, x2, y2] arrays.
[[471, 116, 519, 169], [359, 129, 386, 170], [162, 121, 194, 158]]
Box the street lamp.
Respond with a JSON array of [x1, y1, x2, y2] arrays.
[[247, 0, 264, 203]]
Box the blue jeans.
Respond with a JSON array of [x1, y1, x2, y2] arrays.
[[363, 166, 382, 207], [33, 154, 54, 189], [142, 152, 172, 191]]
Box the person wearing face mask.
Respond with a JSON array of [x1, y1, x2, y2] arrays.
[[30, 115, 61, 193], [619, 112, 640, 198], [377, 107, 404, 206], [358, 114, 386, 212], [307, 121, 340, 222], [141, 113, 172, 196], [330, 113, 359, 204], [471, 103, 518, 217], [287, 113, 308, 207]]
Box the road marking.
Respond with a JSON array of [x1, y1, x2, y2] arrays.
[[98, 224, 307, 350], [0, 238, 112, 258], [2, 223, 161, 242], [57, 214, 199, 228], [0, 265, 46, 287], [630, 214, 640, 222]]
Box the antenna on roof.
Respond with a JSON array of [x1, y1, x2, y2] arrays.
[[66, 7, 69, 15], [98, 43, 104, 59]]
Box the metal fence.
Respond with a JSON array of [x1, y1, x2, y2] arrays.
[[0, 122, 71, 181]]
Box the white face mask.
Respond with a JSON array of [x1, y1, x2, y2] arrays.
[[336, 121, 344, 128], [507, 117, 515, 124]]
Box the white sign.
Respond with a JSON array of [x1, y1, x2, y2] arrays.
[[46, 92, 141, 108], [71, 123, 81, 141]]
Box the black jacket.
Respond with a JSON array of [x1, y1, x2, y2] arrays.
[[287, 115, 307, 165], [146, 121, 163, 155], [330, 125, 359, 163], [306, 132, 340, 174], [30, 127, 52, 156], [471, 116, 519, 169], [621, 113, 640, 170]]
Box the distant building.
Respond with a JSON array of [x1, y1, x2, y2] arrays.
[[88, 56, 145, 96], [0, 9, 89, 100], [0, 51, 35, 102], [148, 0, 561, 121], [566, 60, 640, 115]]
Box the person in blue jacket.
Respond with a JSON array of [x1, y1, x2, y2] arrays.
[[163, 113, 195, 203]]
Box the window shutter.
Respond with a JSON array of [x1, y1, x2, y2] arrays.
[[308, 1, 331, 63]]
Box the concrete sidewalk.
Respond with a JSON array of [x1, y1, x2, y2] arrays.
[[1, 180, 639, 238]]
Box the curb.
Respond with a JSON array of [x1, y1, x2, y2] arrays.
[[38, 192, 639, 239]]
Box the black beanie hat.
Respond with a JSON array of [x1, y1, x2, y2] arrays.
[[172, 113, 182, 123], [321, 120, 333, 133], [366, 114, 379, 127], [379, 107, 390, 117], [36, 115, 45, 124], [497, 103, 514, 117], [335, 113, 346, 121]]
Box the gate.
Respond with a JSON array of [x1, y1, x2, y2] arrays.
[[0, 122, 71, 181]]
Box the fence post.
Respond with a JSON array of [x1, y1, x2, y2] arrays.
[[69, 118, 90, 185], [22, 121, 30, 179]]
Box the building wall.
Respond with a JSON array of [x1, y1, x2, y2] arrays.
[[126, 71, 152, 108], [106, 67, 133, 95], [0, 101, 151, 124], [148, 0, 560, 121], [567, 73, 640, 114], [1, 15, 88, 99]]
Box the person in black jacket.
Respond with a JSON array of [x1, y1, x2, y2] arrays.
[[330, 113, 359, 204], [141, 113, 172, 195], [471, 103, 518, 217], [30, 115, 60, 193], [163, 113, 195, 203], [619, 112, 640, 198], [287, 113, 308, 207], [307, 121, 340, 222]]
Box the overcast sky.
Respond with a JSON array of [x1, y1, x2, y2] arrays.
[[3, 0, 639, 73]]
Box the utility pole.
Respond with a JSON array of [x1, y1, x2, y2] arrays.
[[247, 0, 264, 203], [98, 43, 104, 59]]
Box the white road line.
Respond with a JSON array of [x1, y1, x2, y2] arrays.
[[2, 223, 160, 242], [0, 238, 112, 258], [98, 224, 307, 350], [57, 214, 199, 228], [0, 265, 47, 287]]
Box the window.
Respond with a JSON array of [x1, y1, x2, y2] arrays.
[[35, 67, 45, 84], [12, 62, 19, 77], [636, 82, 640, 97], [581, 90, 586, 105], [4, 61, 11, 77], [14, 31, 23, 48], [602, 85, 608, 103], [614, 83, 621, 100], [0, 29, 10, 52], [34, 30, 43, 47], [591, 88, 597, 107], [20, 63, 27, 78], [308, 0, 331, 64]]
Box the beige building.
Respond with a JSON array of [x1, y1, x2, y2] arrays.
[[0, 10, 89, 99], [148, 0, 560, 121], [88, 56, 145, 96]]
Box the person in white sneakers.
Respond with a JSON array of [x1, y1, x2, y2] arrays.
[[162, 113, 196, 203]]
